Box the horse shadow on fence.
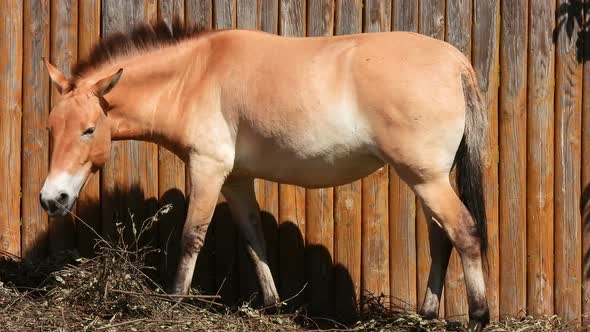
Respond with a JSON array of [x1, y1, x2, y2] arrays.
[[1, 185, 358, 325]]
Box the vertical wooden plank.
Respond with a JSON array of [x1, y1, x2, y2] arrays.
[[237, 0, 257, 28], [305, 0, 334, 316], [256, 0, 280, 303], [0, 0, 23, 257], [183, 0, 219, 296], [444, 0, 470, 320], [235, 0, 261, 302], [146, 0, 158, 23], [278, 185, 306, 307], [100, 0, 159, 241], [305, 189, 334, 316], [156, 0, 187, 286], [210, 0, 240, 304], [277, 0, 306, 309], [333, 0, 362, 320], [214, 0, 236, 29], [254, 178, 280, 296], [158, 0, 184, 23], [582, 0, 590, 319], [361, 0, 391, 309], [49, 0, 78, 254], [77, 0, 102, 256], [280, 0, 305, 37], [184, 0, 217, 301], [307, 0, 333, 37], [259, 0, 278, 33], [392, 0, 418, 31], [499, 0, 528, 318], [186, 0, 213, 30], [22, 0, 50, 259], [361, 167, 389, 301], [554, 0, 583, 321], [527, 0, 554, 318], [472, 0, 500, 321], [446, 0, 471, 55], [389, 0, 417, 312], [418, 0, 445, 317]]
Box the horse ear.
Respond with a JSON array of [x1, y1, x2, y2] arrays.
[[43, 57, 69, 94], [93, 68, 123, 96]]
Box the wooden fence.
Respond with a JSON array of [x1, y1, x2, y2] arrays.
[[1, 0, 589, 323]]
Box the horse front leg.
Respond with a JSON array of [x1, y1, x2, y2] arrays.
[[171, 156, 228, 295]]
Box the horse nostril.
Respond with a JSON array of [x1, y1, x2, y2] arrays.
[[39, 193, 48, 211], [47, 200, 58, 213], [57, 192, 69, 205]]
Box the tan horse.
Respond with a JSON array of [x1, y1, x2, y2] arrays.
[[39, 21, 489, 330]]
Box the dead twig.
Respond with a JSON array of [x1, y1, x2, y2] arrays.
[[108, 288, 222, 306]]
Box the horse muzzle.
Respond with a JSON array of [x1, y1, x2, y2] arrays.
[[39, 172, 85, 216]]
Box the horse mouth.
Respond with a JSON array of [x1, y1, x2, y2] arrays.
[[47, 197, 78, 217]]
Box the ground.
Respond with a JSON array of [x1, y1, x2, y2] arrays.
[[0, 208, 580, 331]]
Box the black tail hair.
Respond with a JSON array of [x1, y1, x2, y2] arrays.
[[456, 73, 488, 259]]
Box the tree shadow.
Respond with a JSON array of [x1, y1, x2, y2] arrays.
[[554, 0, 589, 63]]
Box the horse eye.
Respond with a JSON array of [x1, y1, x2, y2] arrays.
[[82, 127, 96, 136]]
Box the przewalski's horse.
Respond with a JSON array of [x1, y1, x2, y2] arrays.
[[39, 21, 489, 330]]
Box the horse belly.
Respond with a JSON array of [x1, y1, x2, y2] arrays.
[[234, 135, 385, 188]]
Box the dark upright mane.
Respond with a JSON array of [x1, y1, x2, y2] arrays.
[[72, 18, 208, 82]]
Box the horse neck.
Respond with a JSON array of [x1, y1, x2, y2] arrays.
[[94, 40, 207, 158]]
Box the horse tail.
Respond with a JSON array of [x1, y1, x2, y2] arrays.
[[455, 71, 488, 259]]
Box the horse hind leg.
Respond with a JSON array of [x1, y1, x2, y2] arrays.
[[411, 176, 489, 330], [419, 208, 453, 320]]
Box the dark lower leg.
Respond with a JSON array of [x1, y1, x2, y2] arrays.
[[414, 180, 489, 330], [452, 210, 489, 331], [420, 217, 453, 319]]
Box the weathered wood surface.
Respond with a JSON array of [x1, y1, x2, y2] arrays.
[[526, 0, 555, 319], [5, 1, 590, 321], [278, 1, 307, 308], [443, 0, 471, 320], [234, 0, 261, 301], [255, 0, 280, 306], [22, 0, 50, 259], [554, 0, 583, 321], [361, 0, 391, 308], [209, 0, 240, 304], [0, 0, 23, 257], [332, 0, 363, 321], [582, 0, 590, 321], [76, 0, 102, 257], [389, 0, 418, 312], [416, 0, 445, 317], [499, 0, 528, 318], [100, 0, 159, 244], [186, 0, 213, 30], [472, 0, 500, 321], [49, 0, 78, 254], [155, 0, 188, 286], [305, 0, 335, 317]]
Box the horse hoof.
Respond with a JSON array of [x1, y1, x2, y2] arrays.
[[262, 294, 280, 307], [418, 310, 437, 321], [467, 320, 485, 332]]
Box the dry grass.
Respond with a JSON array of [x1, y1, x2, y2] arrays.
[[0, 206, 585, 331]]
